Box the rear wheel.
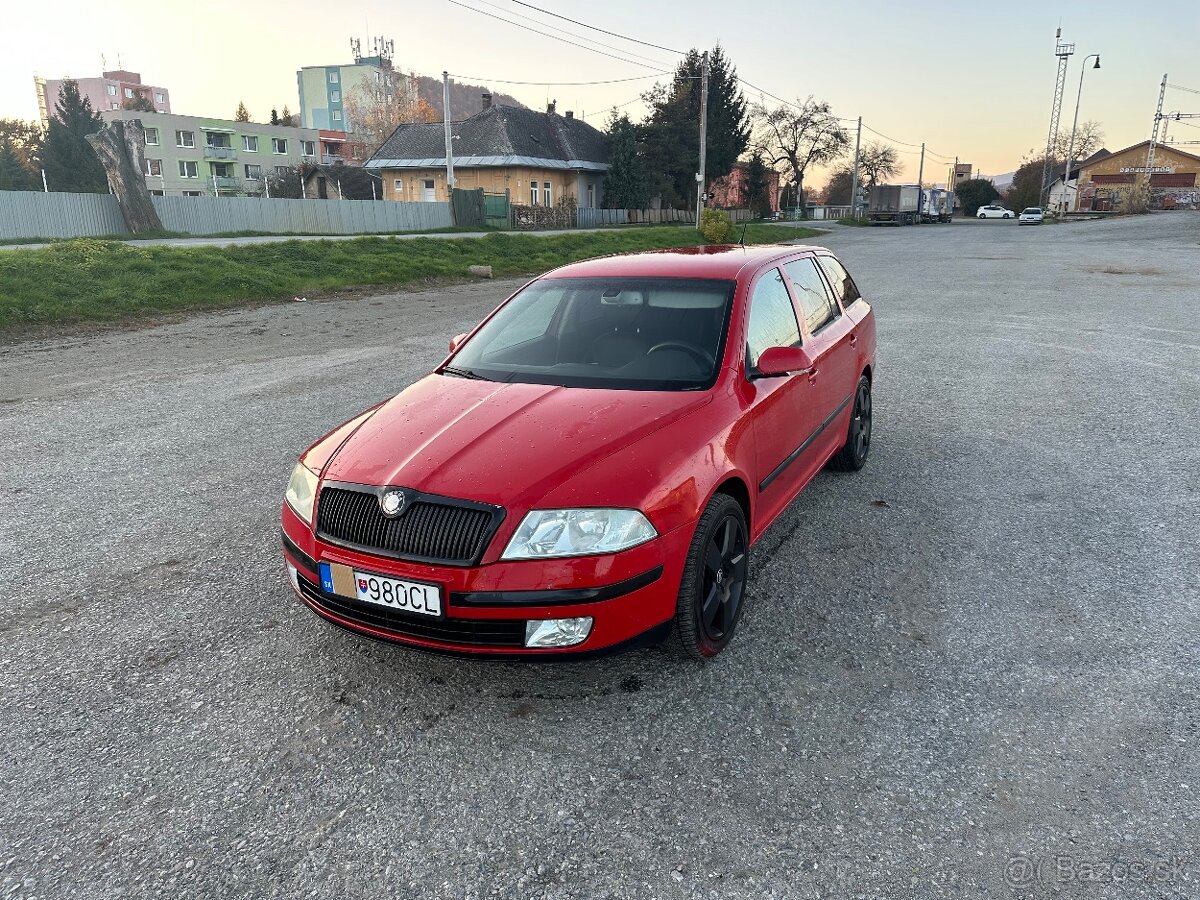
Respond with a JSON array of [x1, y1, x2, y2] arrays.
[[673, 494, 749, 660], [830, 375, 873, 472]]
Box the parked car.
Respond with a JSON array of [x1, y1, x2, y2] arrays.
[[1018, 207, 1045, 225], [977, 204, 1015, 219], [282, 245, 877, 659]]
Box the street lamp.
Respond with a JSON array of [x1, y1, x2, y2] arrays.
[[1061, 54, 1101, 214]]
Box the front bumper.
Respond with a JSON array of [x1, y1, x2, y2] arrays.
[[281, 503, 691, 656]]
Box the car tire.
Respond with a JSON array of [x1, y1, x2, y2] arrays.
[[1003, 213, 1011, 219], [830, 374, 873, 472], [978, 213, 986, 219], [673, 493, 749, 660]]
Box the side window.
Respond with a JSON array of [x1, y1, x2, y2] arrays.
[[816, 255, 862, 308], [746, 268, 801, 368], [784, 257, 837, 334]]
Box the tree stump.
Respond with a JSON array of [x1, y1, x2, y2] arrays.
[[85, 119, 164, 233]]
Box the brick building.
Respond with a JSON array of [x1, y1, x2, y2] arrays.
[[1074, 141, 1200, 211], [707, 161, 781, 213]]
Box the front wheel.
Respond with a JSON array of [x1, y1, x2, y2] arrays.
[[978, 213, 986, 219], [1003, 213, 1011, 219], [830, 375, 872, 472], [673, 494, 749, 659]]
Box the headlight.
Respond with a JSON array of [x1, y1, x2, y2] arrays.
[[284, 462, 319, 524], [501, 508, 657, 560]]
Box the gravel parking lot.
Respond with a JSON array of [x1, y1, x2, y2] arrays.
[[2, 213, 1197, 899]]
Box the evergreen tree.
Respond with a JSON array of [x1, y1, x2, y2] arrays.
[[122, 95, 156, 113], [743, 152, 772, 216], [601, 112, 647, 209], [639, 45, 749, 207], [42, 80, 106, 193], [279, 105, 297, 127], [0, 140, 39, 191], [235, 101, 251, 122]]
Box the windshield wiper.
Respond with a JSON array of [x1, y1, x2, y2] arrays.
[[442, 365, 492, 381]]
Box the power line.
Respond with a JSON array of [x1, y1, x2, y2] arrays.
[[861, 123, 921, 148], [449, 72, 669, 86], [472, 0, 670, 69], [506, 0, 686, 55], [444, 0, 672, 71]]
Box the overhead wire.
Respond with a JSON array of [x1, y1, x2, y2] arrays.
[[505, 0, 686, 55]]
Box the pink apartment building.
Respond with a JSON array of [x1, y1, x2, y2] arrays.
[[35, 70, 171, 125]]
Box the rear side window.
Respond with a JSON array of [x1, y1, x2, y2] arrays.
[[816, 255, 862, 308], [746, 268, 800, 367], [783, 257, 837, 334]]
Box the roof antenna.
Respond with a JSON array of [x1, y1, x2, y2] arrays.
[[739, 221, 749, 246]]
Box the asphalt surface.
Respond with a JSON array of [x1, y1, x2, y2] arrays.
[[2, 214, 1198, 899]]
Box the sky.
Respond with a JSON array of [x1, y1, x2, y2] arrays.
[[4, 0, 1199, 187]]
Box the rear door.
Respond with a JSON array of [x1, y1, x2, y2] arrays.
[[782, 255, 859, 462], [744, 267, 825, 516]]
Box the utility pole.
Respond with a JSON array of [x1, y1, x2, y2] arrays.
[[442, 70, 456, 223], [916, 142, 925, 221], [1040, 28, 1075, 206], [41, 168, 48, 192], [1062, 54, 1100, 215], [695, 50, 709, 230], [848, 116, 862, 218], [1143, 73, 1167, 207]]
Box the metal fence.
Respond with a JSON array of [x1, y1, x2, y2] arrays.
[[0, 191, 127, 240], [0, 191, 453, 240]]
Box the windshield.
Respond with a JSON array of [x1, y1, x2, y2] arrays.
[[447, 276, 736, 391], [1022, 208, 1042, 214]]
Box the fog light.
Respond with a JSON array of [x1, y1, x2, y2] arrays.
[[524, 617, 593, 648], [286, 562, 300, 591]]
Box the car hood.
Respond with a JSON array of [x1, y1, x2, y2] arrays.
[[322, 374, 713, 509]]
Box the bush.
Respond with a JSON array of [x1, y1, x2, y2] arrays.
[[699, 208, 735, 244]]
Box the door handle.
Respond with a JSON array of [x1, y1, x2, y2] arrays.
[[806, 367, 819, 384]]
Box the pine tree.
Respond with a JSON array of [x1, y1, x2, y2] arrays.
[[235, 101, 251, 122], [0, 140, 39, 191], [601, 112, 647, 209], [279, 105, 297, 127], [270, 107, 280, 126], [639, 45, 749, 207], [41, 80, 106, 193], [743, 151, 771, 216]]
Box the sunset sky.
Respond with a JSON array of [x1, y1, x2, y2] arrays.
[[4, 0, 1198, 186]]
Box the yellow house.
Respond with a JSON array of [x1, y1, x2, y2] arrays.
[[1075, 141, 1200, 211], [365, 97, 608, 209]]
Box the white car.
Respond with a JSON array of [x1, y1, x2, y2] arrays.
[[1018, 207, 1044, 225], [977, 205, 1015, 219]]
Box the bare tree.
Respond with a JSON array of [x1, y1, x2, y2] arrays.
[[1049, 120, 1105, 162], [343, 69, 439, 156], [752, 96, 849, 218], [858, 141, 900, 188]]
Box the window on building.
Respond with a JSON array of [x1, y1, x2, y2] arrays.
[[530, 183, 539, 206], [143, 158, 162, 177], [272, 138, 287, 154], [124, 87, 134, 99], [329, 71, 339, 84], [783, 257, 838, 334], [543, 181, 552, 207], [301, 140, 316, 156], [244, 164, 262, 180], [212, 163, 233, 178], [150, 189, 164, 196], [375, 71, 382, 85], [330, 90, 340, 102], [183, 190, 202, 196], [178, 160, 198, 178], [110, 102, 119, 110], [393, 178, 403, 193], [205, 132, 231, 149], [351, 145, 363, 160], [242, 135, 258, 152], [331, 110, 342, 122], [176, 130, 194, 148], [144, 127, 159, 146], [106, 84, 117, 96], [155, 92, 164, 103], [746, 268, 801, 368]]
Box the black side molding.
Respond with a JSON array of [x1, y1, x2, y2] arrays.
[[453, 566, 664, 607], [759, 392, 854, 493]]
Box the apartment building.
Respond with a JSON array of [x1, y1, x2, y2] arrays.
[[296, 37, 394, 131], [36, 70, 170, 126], [102, 110, 323, 196]]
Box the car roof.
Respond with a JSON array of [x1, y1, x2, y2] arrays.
[[542, 243, 828, 282]]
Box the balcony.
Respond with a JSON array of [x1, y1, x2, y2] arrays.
[[204, 146, 236, 160], [212, 175, 242, 191]]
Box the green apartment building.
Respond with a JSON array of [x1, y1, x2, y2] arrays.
[[296, 38, 395, 131], [101, 110, 323, 196]]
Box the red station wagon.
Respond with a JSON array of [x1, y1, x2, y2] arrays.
[[282, 244, 876, 659]]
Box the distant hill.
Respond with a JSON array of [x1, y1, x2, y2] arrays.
[[413, 75, 526, 120]]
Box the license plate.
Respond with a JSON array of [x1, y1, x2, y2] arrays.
[[319, 562, 442, 618]]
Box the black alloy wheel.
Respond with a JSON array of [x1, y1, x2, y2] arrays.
[[830, 374, 873, 471], [674, 494, 749, 659]]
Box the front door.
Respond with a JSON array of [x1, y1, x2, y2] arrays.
[[422, 179, 436, 202], [744, 267, 826, 522]]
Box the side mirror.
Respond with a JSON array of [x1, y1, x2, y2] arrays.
[[448, 332, 469, 353], [754, 345, 815, 378]]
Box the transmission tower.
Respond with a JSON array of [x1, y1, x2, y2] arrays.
[[1141, 74, 1168, 205], [1040, 28, 1075, 204]]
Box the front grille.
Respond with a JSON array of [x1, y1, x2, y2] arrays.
[[297, 574, 526, 648], [316, 484, 501, 566]]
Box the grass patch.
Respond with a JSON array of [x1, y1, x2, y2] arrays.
[[835, 217, 870, 227], [0, 224, 820, 333]]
